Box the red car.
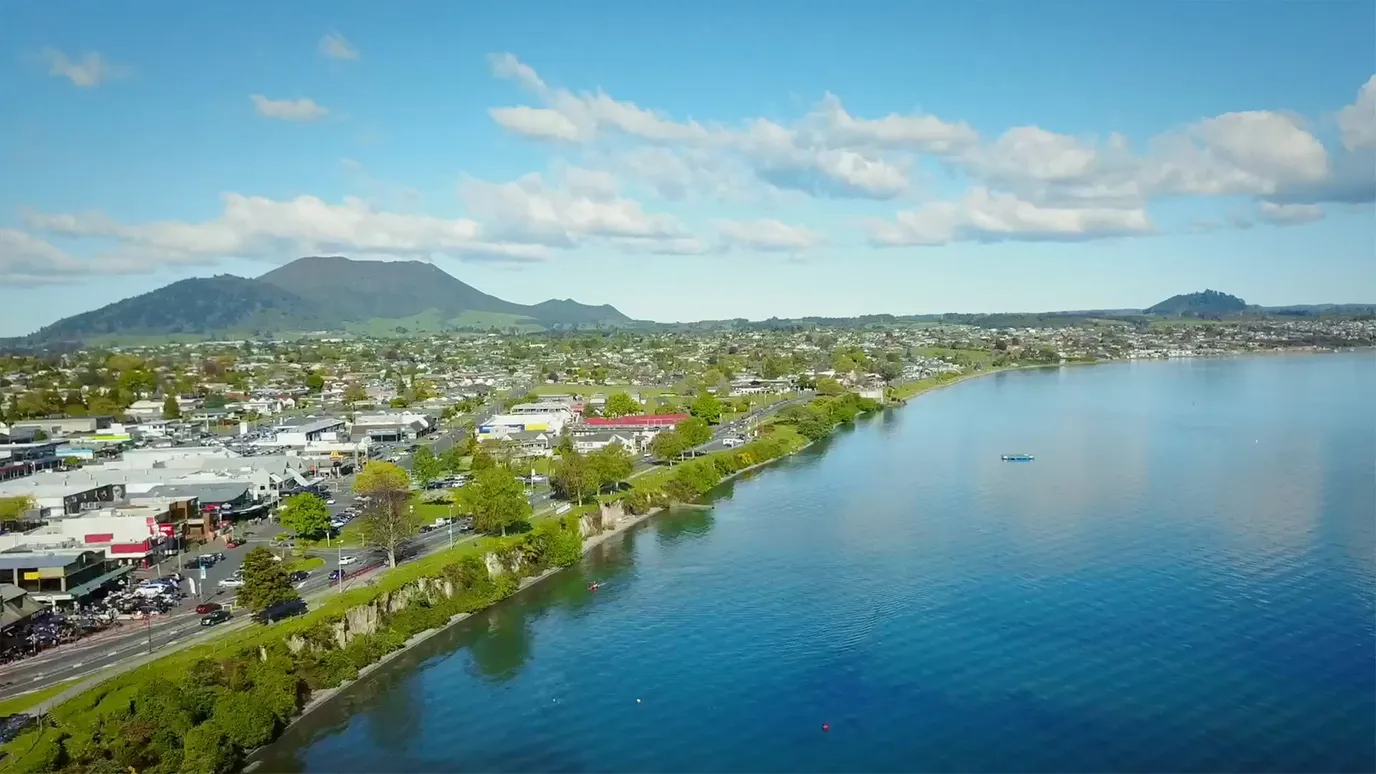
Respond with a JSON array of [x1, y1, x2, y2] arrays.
[[195, 602, 222, 615], [225, 540, 243, 548]]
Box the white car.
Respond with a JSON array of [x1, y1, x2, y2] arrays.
[[338, 555, 359, 566], [326, 498, 337, 505], [218, 577, 245, 588], [722, 437, 745, 448]]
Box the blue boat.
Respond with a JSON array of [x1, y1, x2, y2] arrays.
[[1001, 454, 1035, 462]]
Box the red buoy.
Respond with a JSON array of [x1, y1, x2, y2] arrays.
[[821, 723, 830, 732]]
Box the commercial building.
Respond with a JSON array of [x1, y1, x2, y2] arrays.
[[9, 416, 116, 438], [271, 417, 347, 445], [0, 440, 66, 481], [478, 412, 566, 438], [583, 414, 689, 430], [350, 412, 433, 443], [0, 550, 128, 606], [1, 583, 46, 633], [0, 498, 193, 567]]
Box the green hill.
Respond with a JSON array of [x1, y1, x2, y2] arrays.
[[13, 257, 633, 344], [1145, 290, 1249, 318]]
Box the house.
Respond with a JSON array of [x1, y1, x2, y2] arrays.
[[502, 430, 554, 457], [571, 431, 639, 454]]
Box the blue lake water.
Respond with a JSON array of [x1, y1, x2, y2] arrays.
[[256, 353, 1376, 773]]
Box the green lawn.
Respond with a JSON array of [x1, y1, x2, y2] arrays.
[[912, 346, 997, 365], [0, 679, 76, 716]]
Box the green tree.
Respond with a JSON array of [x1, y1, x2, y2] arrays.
[[689, 391, 722, 424], [0, 495, 36, 525], [440, 445, 467, 474], [582, 401, 601, 418], [459, 467, 531, 536], [237, 546, 300, 612], [342, 382, 368, 405], [278, 493, 331, 540], [162, 393, 182, 419], [588, 443, 633, 489], [411, 445, 443, 485], [603, 391, 641, 418], [551, 450, 598, 504], [677, 416, 712, 447], [211, 693, 278, 749], [554, 431, 575, 456], [815, 377, 845, 396], [354, 461, 415, 568], [471, 447, 495, 471], [650, 428, 687, 463], [305, 371, 325, 393], [180, 720, 238, 774]]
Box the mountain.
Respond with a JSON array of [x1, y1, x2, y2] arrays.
[[1145, 290, 1249, 317], [14, 257, 632, 344], [26, 275, 330, 341]]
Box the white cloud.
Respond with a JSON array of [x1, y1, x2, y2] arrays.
[[458, 173, 688, 249], [488, 52, 548, 94], [319, 32, 359, 61], [24, 194, 549, 268], [1256, 201, 1325, 226], [868, 188, 1152, 246], [41, 47, 127, 88], [251, 95, 329, 122], [1337, 75, 1376, 151], [489, 106, 584, 142], [556, 165, 620, 200], [806, 93, 978, 154], [716, 219, 824, 251], [0, 228, 153, 285]]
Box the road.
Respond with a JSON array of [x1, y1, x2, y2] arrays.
[[2, 388, 805, 699]]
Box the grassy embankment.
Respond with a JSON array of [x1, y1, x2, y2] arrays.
[[0, 394, 874, 774]]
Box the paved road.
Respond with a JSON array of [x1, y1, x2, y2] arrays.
[[1, 388, 802, 699]]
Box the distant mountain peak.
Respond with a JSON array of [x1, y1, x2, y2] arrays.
[[1145, 289, 1249, 317]]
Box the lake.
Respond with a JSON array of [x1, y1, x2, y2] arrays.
[[255, 353, 1376, 773]]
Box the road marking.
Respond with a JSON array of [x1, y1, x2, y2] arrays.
[[70, 662, 83, 668], [30, 674, 44, 681]]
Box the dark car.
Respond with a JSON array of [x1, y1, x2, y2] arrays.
[[288, 570, 309, 583], [329, 569, 344, 581], [195, 602, 222, 615], [200, 609, 232, 626], [253, 598, 307, 625]]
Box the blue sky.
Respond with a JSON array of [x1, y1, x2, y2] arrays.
[[2, 1, 1373, 336]]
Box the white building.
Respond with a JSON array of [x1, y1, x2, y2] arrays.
[[478, 413, 566, 438]]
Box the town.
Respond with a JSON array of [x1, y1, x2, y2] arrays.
[[0, 313, 1372, 754]]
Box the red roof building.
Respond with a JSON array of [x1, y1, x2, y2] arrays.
[[584, 414, 689, 429]]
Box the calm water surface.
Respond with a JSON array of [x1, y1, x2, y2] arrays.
[[257, 354, 1376, 773]]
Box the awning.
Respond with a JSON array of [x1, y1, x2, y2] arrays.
[[50, 564, 133, 601]]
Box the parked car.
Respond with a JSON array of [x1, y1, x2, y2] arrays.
[[200, 610, 233, 626], [195, 602, 222, 615]]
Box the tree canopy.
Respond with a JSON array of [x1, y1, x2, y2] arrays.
[[411, 446, 443, 485], [550, 450, 598, 504], [237, 547, 300, 613], [650, 429, 687, 463], [677, 416, 712, 448], [459, 467, 531, 536], [162, 394, 182, 419], [603, 391, 642, 418], [689, 391, 722, 424], [278, 493, 331, 540], [354, 460, 410, 496]]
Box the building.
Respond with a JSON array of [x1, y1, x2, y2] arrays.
[[478, 412, 566, 438], [583, 414, 689, 430], [1, 583, 46, 633], [9, 416, 115, 438], [0, 550, 128, 607], [507, 400, 577, 419], [571, 430, 639, 454], [350, 412, 434, 443], [0, 440, 66, 481], [0, 481, 125, 516], [272, 417, 347, 445]]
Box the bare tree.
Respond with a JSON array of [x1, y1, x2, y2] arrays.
[[359, 489, 415, 568]]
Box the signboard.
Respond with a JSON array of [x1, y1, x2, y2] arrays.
[[199, 565, 207, 581], [157, 523, 176, 537]]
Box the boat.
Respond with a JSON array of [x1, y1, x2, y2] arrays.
[[1001, 454, 1035, 462]]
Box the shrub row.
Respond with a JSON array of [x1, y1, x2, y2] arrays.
[[0, 513, 587, 774]]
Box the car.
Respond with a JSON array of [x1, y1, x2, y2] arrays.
[[225, 540, 243, 549], [329, 569, 344, 581], [254, 599, 307, 624], [338, 555, 358, 566], [326, 498, 336, 505], [200, 610, 233, 626], [195, 602, 223, 615], [217, 577, 244, 588], [288, 570, 310, 583]]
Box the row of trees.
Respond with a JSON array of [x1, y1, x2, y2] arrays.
[[549, 444, 634, 504]]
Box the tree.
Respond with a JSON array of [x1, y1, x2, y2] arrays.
[[278, 493, 331, 540], [459, 467, 531, 536], [305, 371, 325, 393], [411, 446, 443, 485], [354, 461, 415, 568], [342, 382, 368, 405], [877, 360, 904, 382], [440, 446, 467, 474], [650, 428, 687, 463], [815, 377, 845, 396], [471, 447, 495, 472], [554, 431, 575, 456], [582, 401, 601, 418], [603, 391, 641, 418], [588, 443, 633, 489], [0, 495, 36, 525], [162, 394, 182, 419], [551, 450, 598, 504], [689, 391, 722, 424], [237, 547, 300, 612], [677, 416, 712, 448]]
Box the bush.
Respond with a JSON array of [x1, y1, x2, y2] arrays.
[[211, 693, 277, 749], [180, 720, 238, 774]]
